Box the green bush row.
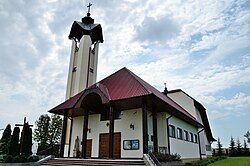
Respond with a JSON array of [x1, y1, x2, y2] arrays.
[[153, 152, 181, 162], [1, 155, 39, 163], [185, 156, 227, 166]]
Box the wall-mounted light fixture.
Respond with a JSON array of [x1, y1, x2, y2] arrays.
[[130, 123, 134, 130]]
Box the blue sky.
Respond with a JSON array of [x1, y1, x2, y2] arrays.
[[0, 0, 249, 148]]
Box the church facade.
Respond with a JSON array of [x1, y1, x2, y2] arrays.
[[49, 8, 215, 160]]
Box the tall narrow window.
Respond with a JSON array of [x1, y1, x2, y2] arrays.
[[177, 128, 183, 140], [190, 132, 194, 142], [194, 134, 198, 143], [184, 130, 189, 141], [169, 125, 175, 138]]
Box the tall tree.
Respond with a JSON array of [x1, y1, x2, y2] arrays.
[[34, 114, 51, 145], [243, 139, 248, 154], [229, 136, 237, 156], [8, 127, 20, 156], [236, 138, 242, 155], [0, 124, 12, 154], [217, 137, 223, 156], [48, 114, 63, 145], [244, 131, 250, 144], [20, 123, 32, 156], [34, 114, 62, 155]]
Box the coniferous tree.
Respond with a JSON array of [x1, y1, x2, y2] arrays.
[[0, 124, 12, 154], [236, 138, 242, 155], [217, 137, 223, 156], [8, 127, 20, 156], [229, 136, 237, 156], [243, 139, 248, 155], [244, 131, 250, 144], [20, 124, 32, 156]]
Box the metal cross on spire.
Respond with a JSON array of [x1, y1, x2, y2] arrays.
[[87, 3, 92, 14]]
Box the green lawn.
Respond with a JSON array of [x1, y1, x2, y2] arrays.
[[209, 157, 250, 166]]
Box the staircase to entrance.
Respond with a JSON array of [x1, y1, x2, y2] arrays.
[[41, 158, 146, 166]]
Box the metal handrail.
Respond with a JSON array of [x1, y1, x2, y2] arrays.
[[149, 152, 162, 166]]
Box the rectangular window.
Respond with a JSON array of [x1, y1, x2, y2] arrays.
[[194, 134, 198, 143], [177, 128, 183, 140], [100, 108, 122, 121], [190, 132, 194, 142], [184, 130, 189, 141], [169, 125, 175, 138], [100, 108, 109, 121]]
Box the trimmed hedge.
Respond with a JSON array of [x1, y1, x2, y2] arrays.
[[153, 152, 181, 162], [1, 155, 39, 163], [184, 156, 227, 166]]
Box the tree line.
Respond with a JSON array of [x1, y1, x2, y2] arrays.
[[0, 114, 62, 163], [215, 130, 250, 157]]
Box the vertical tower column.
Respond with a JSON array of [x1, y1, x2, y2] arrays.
[[109, 106, 114, 159], [82, 110, 89, 158], [64, 8, 103, 157], [142, 99, 148, 154]]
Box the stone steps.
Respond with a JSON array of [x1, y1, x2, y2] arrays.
[[41, 158, 146, 166]]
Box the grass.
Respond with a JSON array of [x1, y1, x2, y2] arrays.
[[209, 157, 250, 166]]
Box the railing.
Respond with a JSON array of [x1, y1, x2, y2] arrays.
[[148, 152, 162, 166]]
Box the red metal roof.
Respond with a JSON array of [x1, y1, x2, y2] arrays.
[[50, 91, 84, 113], [49, 67, 196, 121], [104, 68, 196, 120]]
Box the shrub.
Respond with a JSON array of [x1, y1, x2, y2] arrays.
[[153, 152, 181, 162], [27, 155, 39, 162], [4, 155, 13, 163], [184, 156, 227, 166]]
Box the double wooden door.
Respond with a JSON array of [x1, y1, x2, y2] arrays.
[[99, 133, 121, 159]]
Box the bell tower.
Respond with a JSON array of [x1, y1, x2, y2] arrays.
[[61, 3, 103, 157]]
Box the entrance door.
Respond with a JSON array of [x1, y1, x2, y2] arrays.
[[86, 139, 92, 158], [99, 133, 121, 159]]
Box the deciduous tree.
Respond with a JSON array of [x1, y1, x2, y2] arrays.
[[48, 114, 63, 145], [34, 114, 62, 156], [34, 114, 51, 145]]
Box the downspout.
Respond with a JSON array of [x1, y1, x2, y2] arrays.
[[166, 115, 173, 154], [198, 128, 204, 160]]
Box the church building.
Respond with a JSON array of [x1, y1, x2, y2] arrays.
[[49, 6, 215, 160]]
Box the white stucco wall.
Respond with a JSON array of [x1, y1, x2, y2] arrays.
[[158, 112, 168, 148], [69, 108, 143, 158], [69, 116, 84, 157], [168, 116, 200, 159], [168, 92, 213, 157], [168, 92, 196, 118]]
